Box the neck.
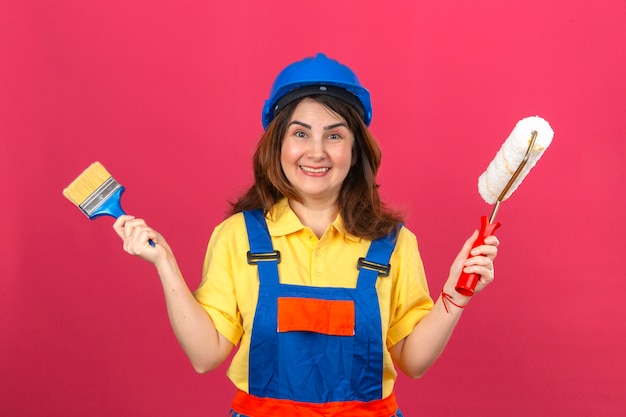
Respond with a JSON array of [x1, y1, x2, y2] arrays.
[[288, 199, 339, 239]]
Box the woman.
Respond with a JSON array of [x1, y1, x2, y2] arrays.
[[113, 53, 499, 417]]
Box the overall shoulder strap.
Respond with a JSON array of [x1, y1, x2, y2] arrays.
[[356, 225, 402, 289], [242, 210, 280, 285]]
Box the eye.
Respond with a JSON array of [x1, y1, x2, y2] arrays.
[[328, 133, 342, 140], [294, 130, 307, 138]]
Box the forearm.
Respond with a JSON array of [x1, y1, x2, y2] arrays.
[[112, 216, 233, 371], [391, 230, 499, 378], [155, 256, 232, 373], [392, 289, 469, 379]]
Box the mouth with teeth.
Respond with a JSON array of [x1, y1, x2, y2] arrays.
[[300, 166, 330, 174]]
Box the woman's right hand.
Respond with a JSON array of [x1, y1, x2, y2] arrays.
[[113, 215, 169, 265]]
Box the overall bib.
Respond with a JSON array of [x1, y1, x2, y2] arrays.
[[230, 210, 403, 417]]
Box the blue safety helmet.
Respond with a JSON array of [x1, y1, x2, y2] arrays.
[[262, 53, 372, 129]]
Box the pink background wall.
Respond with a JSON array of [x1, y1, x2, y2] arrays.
[[1, 1, 625, 416]]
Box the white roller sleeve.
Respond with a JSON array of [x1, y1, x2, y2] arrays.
[[478, 116, 554, 204]]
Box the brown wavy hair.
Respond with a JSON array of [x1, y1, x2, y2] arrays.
[[230, 95, 403, 240]]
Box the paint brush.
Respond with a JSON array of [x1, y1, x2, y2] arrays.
[[456, 116, 554, 296], [62, 161, 155, 246]]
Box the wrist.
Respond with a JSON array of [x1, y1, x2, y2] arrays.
[[154, 250, 179, 275], [443, 282, 471, 303], [440, 289, 470, 313]]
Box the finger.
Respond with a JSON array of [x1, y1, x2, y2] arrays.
[[455, 230, 480, 262], [464, 253, 493, 270], [470, 241, 499, 259], [137, 228, 158, 248], [473, 248, 498, 261], [127, 222, 159, 252], [448, 230, 481, 279], [478, 268, 495, 285], [483, 235, 500, 248], [464, 264, 494, 283], [112, 215, 135, 238], [122, 219, 148, 240], [464, 254, 493, 268]]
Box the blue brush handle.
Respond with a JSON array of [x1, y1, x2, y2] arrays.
[[89, 186, 156, 247]]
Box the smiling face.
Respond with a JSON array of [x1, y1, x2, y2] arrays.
[[280, 98, 355, 206]]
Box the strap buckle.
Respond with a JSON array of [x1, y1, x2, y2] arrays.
[[356, 257, 391, 277], [247, 251, 281, 265]]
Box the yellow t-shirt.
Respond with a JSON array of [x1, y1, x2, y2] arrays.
[[194, 199, 433, 398]]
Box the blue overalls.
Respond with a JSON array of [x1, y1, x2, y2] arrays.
[[229, 210, 404, 417]]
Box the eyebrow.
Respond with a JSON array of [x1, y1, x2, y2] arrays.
[[288, 121, 348, 131]]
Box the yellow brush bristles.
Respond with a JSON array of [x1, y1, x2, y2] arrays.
[[62, 161, 112, 206]]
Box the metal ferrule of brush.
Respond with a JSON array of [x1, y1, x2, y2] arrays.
[[79, 177, 126, 219]]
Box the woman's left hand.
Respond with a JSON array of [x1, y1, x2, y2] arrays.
[[446, 230, 500, 296]]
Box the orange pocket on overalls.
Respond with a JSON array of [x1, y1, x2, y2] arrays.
[[277, 297, 355, 336]]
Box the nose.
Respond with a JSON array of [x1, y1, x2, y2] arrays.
[[307, 135, 326, 160]]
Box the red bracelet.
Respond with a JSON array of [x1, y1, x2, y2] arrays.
[[441, 291, 467, 313]]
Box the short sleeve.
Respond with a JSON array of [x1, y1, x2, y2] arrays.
[[193, 216, 247, 346], [386, 227, 434, 347]]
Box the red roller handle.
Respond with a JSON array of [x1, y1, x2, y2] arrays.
[[455, 215, 501, 296]]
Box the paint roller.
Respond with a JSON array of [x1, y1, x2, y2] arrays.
[[456, 115, 554, 296]]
